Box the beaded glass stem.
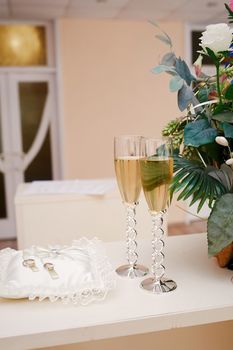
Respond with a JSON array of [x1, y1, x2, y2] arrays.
[[151, 211, 165, 291], [116, 203, 148, 279], [141, 212, 177, 294], [125, 203, 138, 271], [116, 202, 148, 278], [114, 135, 149, 279], [116, 203, 149, 278]]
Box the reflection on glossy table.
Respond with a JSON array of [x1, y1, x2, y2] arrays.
[[0, 233, 232, 350]]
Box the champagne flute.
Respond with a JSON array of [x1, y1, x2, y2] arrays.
[[140, 137, 177, 293], [114, 135, 149, 278]]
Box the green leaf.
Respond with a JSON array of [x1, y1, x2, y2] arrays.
[[175, 57, 196, 86], [205, 47, 219, 66], [200, 142, 222, 163], [212, 111, 233, 123], [218, 50, 231, 57], [177, 84, 194, 111], [225, 84, 233, 101], [223, 122, 233, 138], [207, 193, 233, 256], [169, 75, 184, 92], [171, 155, 227, 212], [213, 103, 232, 114], [184, 119, 217, 147], [225, 3, 233, 23]]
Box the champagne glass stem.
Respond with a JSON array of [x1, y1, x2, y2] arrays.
[[151, 210, 166, 293], [116, 201, 148, 278], [125, 203, 138, 269], [140, 209, 177, 293]]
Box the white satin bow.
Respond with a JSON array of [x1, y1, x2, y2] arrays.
[[23, 245, 89, 261]]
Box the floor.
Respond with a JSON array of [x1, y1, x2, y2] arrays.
[[0, 238, 17, 250], [0, 220, 207, 250]]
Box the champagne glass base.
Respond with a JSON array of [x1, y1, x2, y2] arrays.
[[140, 277, 177, 294], [116, 264, 149, 279]]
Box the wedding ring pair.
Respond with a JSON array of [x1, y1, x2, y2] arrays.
[[22, 259, 59, 280]]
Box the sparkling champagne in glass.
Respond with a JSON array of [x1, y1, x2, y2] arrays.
[[140, 137, 177, 293], [114, 135, 149, 278]]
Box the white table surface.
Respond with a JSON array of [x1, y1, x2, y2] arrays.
[[0, 233, 232, 350]]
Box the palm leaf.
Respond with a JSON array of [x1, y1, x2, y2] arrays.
[[140, 157, 172, 191], [171, 155, 227, 212]]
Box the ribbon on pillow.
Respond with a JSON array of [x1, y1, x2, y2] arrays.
[[23, 245, 90, 261]]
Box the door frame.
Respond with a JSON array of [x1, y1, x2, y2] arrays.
[[0, 72, 62, 239], [0, 74, 15, 237]]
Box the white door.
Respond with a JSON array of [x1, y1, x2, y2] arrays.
[[0, 72, 61, 239]]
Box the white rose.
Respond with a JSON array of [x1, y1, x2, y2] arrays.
[[200, 23, 232, 54]]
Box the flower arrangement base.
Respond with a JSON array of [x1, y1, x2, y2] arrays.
[[215, 243, 233, 268]]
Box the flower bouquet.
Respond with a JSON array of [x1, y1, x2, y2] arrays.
[[152, 2, 233, 268]]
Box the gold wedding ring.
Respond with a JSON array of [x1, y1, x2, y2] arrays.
[[43, 262, 59, 280], [22, 258, 39, 272]]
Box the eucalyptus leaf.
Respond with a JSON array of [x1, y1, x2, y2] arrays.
[[149, 20, 172, 48], [169, 75, 184, 92], [212, 111, 233, 123], [149, 20, 173, 48], [151, 65, 176, 75], [207, 193, 233, 256], [223, 122, 233, 138], [155, 34, 172, 47], [220, 164, 233, 191], [192, 95, 201, 112], [177, 84, 194, 111], [175, 58, 196, 86], [198, 87, 210, 103], [161, 52, 176, 66], [184, 119, 217, 147], [208, 164, 233, 192]]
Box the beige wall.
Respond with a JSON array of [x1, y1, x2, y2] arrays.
[[58, 19, 186, 223], [59, 19, 184, 178]]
